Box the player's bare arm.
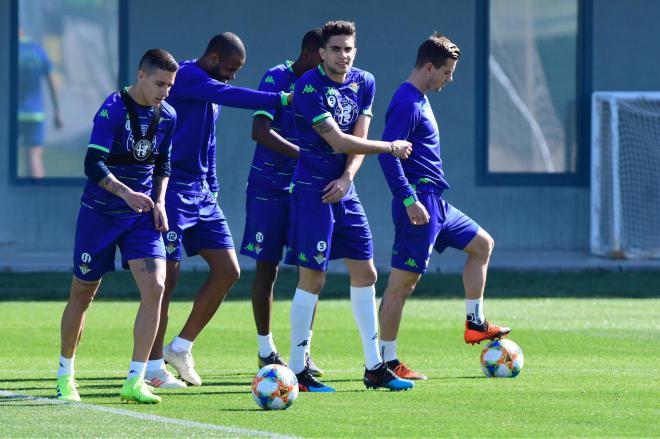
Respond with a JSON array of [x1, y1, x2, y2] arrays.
[[100, 174, 154, 213], [321, 115, 370, 203], [252, 115, 300, 159], [152, 176, 169, 231], [312, 117, 412, 158]]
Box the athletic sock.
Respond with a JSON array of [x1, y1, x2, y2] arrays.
[[171, 336, 193, 353], [146, 358, 165, 372], [305, 330, 313, 356], [258, 333, 277, 357], [466, 298, 485, 327], [57, 355, 75, 378], [127, 361, 146, 380], [350, 285, 382, 370], [289, 288, 318, 374], [379, 339, 398, 363]]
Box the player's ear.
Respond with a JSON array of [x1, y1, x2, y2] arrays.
[[319, 47, 326, 61]]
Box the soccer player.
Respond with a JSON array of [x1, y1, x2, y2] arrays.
[[146, 32, 293, 388], [377, 34, 511, 380], [287, 20, 414, 392], [55, 49, 178, 403], [241, 29, 326, 375], [18, 30, 63, 178]]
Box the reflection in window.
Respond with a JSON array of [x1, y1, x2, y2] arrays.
[[489, 0, 577, 173], [17, 0, 118, 179]]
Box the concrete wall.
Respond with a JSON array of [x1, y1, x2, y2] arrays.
[[1, 0, 659, 267]]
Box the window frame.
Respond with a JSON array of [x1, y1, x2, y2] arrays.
[[475, 0, 592, 186], [9, 0, 129, 186]]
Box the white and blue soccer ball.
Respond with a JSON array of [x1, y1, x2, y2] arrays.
[[480, 339, 524, 378], [251, 364, 299, 410]]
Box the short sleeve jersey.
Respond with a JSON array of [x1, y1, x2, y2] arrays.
[[247, 61, 298, 198], [292, 65, 375, 199], [80, 91, 177, 215], [380, 82, 449, 198]]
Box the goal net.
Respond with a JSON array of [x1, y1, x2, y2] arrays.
[[591, 92, 660, 259]]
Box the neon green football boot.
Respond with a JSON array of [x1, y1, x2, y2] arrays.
[[120, 376, 161, 404], [56, 374, 81, 402]]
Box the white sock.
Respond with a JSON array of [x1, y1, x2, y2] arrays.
[[171, 336, 193, 353], [289, 288, 318, 374], [350, 285, 382, 370], [127, 361, 146, 380], [57, 355, 75, 378], [466, 298, 485, 325], [379, 339, 398, 363], [258, 333, 277, 357], [305, 330, 313, 355], [146, 358, 165, 372]]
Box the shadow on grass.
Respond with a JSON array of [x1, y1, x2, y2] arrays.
[[1, 269, 659, 301]]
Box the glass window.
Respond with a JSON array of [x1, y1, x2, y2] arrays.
[[487, 0, 579, 175], [15, 0, 119, 180]]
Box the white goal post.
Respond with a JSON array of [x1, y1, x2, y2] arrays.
[[591, 91, 660, 259]]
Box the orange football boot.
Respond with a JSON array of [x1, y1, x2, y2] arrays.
[[464, 320, 511, 345], [386, 360, 428, 380]]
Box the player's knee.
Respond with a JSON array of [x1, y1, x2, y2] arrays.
[[352, 268, 377, 287], [141, 278, 165, 303]]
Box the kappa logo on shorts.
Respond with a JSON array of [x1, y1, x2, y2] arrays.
[[244, 243, 255, 252], [404, 258, 418, 268], [298, 252, 308, 263], [256, 232, 264, 243], [316, 241, 327, 252]]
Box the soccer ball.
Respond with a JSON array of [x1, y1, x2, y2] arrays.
[[251, 364, 299, 410], [480, 339, 524, 378]]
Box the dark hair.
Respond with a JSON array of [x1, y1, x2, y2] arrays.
[[301, 28, 323, 51], [415, 33, 460, 68], [138, 48, 179, 73], [321, 20, 356, 46], [204, 32, 246, 59]]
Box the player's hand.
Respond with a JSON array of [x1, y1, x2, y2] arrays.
[[390, 140, 412, 159], [407, 201, 430, 226], [152, 202, 169, 231], [122, 191, 155, 214], [322, 174, 351, 203]]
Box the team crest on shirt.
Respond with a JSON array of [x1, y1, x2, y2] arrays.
[[126, 124, 156, 161], [348, 82, 360, 93], [333, 96, 358, 127]]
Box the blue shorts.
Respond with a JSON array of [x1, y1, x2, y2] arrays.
[[240, 193, 290, 262], [163, 179, 234, 261], [284, 192, 373, 272], [72, 206, 165, 281], [391, 188, 479, 274], [19, 121, 45, 147]]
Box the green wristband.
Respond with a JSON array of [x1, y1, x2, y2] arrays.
[[403, 196, 417, 207], [281, 92, 289, 107]]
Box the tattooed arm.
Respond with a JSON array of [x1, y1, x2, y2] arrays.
[[312, 117, 412, 158], [99, 174, 155, 213]]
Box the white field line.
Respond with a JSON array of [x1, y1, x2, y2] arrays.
[[0, 390, 301, 439]]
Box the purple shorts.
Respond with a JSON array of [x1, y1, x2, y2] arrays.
[[163, 180, 234, 261], [391, 188, 479, 274], [284, 192, 373, 272], [240, 193, 290, 262], [72, 206, 165, 281]]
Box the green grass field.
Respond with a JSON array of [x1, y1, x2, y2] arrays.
[[1, 271, 659, 437]]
